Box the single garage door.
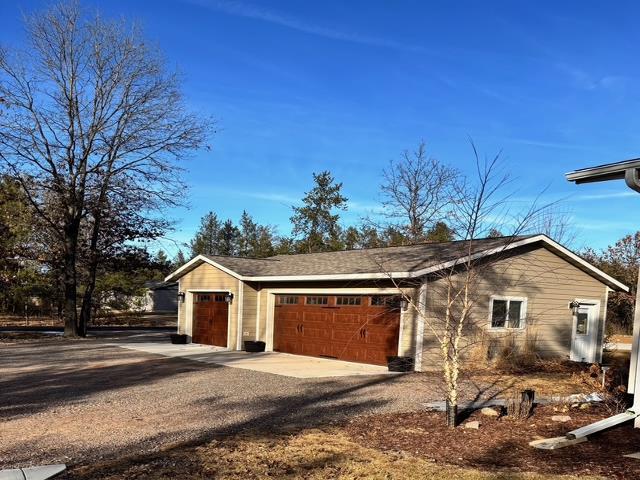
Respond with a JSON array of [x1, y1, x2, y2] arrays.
[[192, 293, 228, 347], [274, 294, 401, 365]]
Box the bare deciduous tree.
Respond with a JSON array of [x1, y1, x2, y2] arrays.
[[0, 2, 209, 336], [380, 141, 458, 243], [382, 144, 552, 427]]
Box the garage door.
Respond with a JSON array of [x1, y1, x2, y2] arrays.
[[192, 293, 228, 347], [273, 294, 401, 365]]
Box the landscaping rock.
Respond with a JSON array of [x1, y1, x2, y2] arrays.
[[551, 415, 572, 423], [480, 407, 499, 417], [464, 421, 480, 429]]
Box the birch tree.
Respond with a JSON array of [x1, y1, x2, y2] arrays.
[[386, 144, 551, 427]]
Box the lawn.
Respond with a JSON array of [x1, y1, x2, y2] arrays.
[[69, 429, 602, 480]]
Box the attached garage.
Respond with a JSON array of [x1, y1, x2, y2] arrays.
[[167, 234, 628, 371], [273, 294, 401, 365]]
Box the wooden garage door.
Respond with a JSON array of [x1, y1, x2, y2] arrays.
[[192, 293, 228, 347], [273, 295, 401, 365]]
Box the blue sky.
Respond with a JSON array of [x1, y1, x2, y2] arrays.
[[2, 0, 640, 257]]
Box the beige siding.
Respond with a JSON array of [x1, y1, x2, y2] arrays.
[[420, 245, 608, 370], [241, 282, 259, 343]]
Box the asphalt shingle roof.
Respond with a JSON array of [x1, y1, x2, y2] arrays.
[[202, 235, 536, 277]]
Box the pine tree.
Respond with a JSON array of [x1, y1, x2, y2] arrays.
[[190, 212, 221, 256], [173, 249, 187, 268], [218, 219, 240, 256], [291, 171, 348, 253]]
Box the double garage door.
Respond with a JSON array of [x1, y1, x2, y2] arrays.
[[274, 294, 401, 365]]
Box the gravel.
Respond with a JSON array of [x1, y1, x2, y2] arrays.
[[0, 331, 482, 471]]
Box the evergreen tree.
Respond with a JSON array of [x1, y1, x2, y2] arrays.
[[238, 210, 258, 257], [358, 225, 385, 249], [425, 221, 456, 242], [173, 249, 187, 268], [190, 212, 221, 256], [343, 226, 361, 250], [237, 210, 275, 257], [291, 171, 348, 253], [218, 219, 240, 256]]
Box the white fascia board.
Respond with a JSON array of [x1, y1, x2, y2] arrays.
[[164, 255, 243, 282]]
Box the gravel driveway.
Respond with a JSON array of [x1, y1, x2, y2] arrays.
[[0, 331, 485, 471]]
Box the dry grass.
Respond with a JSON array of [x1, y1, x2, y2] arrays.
[[467, 369, 590, 397], [72, 430, 601, 480]]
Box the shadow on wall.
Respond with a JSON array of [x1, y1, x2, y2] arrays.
[[412, 243, 602, 370]]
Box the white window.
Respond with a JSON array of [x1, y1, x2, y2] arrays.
[[489, 296, 527, 329]]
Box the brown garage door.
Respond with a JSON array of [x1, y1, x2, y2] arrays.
[[273, 294, 400, 365], [192, 293, 228, 347]]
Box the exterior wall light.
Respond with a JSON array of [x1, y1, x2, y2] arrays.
[[568, 300, 581, 315], [177, 291, 186, 303], [400, 298, 409, 311], [224, 292, 234, 303]]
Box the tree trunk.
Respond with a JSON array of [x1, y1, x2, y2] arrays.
[[63, 215, 81, 337], [79, 263, 98, 336], [446, 399, 458, 427], [79, 204, 106, 335]]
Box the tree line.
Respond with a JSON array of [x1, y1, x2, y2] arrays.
[[187, 155, 457, 259]]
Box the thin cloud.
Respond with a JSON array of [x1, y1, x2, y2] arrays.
[[496, 136, 589, 150], [572, 191, 638, 201], [187, 0, 422, 51]]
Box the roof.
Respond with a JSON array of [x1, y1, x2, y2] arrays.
[[144, 281, 178, 290], [566, 157, 640, 184], [165, 234, 628, 291], [199, 236, 531, 277]]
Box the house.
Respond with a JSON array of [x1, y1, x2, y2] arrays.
[[142, 281, 179, 313], [165, 234, 628, 370]]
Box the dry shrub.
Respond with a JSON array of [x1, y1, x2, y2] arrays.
[[492, 330, 539, 373], [572, 363, 630, 414]]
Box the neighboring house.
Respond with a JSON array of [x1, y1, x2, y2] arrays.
[[142, 281, 178, 312], [165, 234, 627, 370]]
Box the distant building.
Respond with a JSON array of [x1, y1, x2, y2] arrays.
[[142, 281, 178, 313]]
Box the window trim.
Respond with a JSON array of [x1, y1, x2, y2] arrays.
[[488, 295, 528, 330]]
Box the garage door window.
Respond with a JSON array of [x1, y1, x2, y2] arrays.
[[278, 296, 299, 305], [306, 296, 328, 305], [195, 294, 211, 302], [336, 296, 362, 306], [371, 296, 401, 308]]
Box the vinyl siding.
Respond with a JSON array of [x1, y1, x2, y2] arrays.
[[420, 245, 609, 370], [241, 282, 259, 343]]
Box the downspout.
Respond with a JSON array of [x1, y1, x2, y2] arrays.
[[624, 167, 640, 193], [623, 166, 640, 425], [629, 267, 640, 427]]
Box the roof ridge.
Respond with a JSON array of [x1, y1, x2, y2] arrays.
[[266, 234, 535, 259]]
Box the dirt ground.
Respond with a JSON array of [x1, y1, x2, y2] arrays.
[[346, 405, 640, 479], [1, 332, 633, 479]]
